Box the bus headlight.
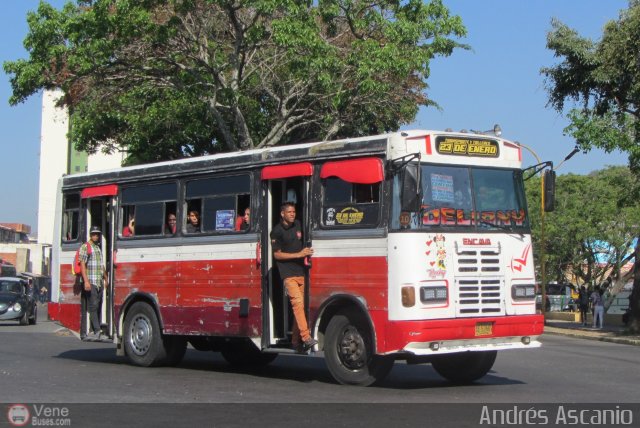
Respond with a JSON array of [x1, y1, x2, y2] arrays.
[[12, 302, 22, 312], [511, 284, 536, 300], [420, 286, 447, 304]]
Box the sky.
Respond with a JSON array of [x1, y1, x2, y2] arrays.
[[0, 0, 631, 233]]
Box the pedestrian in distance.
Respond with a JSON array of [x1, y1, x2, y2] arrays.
[[591, 285, 605, 329], [578, 285, 590, 326]]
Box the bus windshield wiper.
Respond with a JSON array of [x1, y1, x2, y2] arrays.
[[480, 220, 522, 236]]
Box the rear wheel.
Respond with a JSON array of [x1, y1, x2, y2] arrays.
[[324, 312, 394, 386], [220, 341, 278, 368], [431, 351, 497, 384], [123, 302, 167, 367]]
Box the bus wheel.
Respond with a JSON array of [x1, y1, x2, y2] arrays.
[[431, 351, 497, 384], [124, 302, 166, 367], [324, 313, 393, 386], [221, 341, 278, 368]]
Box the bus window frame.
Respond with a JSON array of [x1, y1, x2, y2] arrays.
[[183, 173, 252, 236], [318, 177, 383, 230], [61, 192, 82, 244], [118, 180, 179, 240]]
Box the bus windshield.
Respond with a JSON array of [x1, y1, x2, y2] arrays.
[[391, 164, 529, 231]]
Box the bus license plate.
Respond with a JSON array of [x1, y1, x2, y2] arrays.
[[475, 322, 493, 336]]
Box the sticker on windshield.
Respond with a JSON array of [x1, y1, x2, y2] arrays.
[[430, 174, 454, 203]]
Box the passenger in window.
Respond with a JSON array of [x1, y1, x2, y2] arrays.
[[165, 213, 177, 235], [122, 214, 135, 237], [186, 210, 200, 233], [235, 207, 250, 231]]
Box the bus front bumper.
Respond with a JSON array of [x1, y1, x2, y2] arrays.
[[380, 314, 543, 355]]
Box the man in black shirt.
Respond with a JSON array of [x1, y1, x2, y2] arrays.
[[271, 201, 317, 352]]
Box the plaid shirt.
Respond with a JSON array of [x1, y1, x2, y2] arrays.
[[79, 241, 104, 287]]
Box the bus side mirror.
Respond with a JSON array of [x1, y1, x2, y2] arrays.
[[543, 169, 556, 212], [401, 164, 422, 212]]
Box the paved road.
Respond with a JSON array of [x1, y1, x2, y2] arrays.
[[0, 305, 638, 404], [1, 306, 639, 426]]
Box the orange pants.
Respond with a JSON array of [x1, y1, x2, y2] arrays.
[[284, 276, 311, 344]]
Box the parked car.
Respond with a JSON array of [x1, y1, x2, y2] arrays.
[[536, 283, 577, 312], [0, 277, 37, 325]]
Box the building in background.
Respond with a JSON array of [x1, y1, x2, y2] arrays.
[[36, 89, 126, 273], [0, 223, 44, 274]]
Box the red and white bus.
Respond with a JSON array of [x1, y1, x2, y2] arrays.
[[50, 129, 545, 386]]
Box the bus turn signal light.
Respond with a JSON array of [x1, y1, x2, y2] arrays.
[[401, 286, 416, 307]]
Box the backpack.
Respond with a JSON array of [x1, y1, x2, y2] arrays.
[[71, 242, 92, 276]]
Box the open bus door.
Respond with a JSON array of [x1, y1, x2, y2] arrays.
[[260, 163, 313, 350], [80, 185, 117, 340]]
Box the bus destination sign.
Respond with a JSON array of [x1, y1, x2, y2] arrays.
[[435, 136, 499, 158]]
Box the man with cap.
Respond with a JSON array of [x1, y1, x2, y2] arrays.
[[80, 226, 108, 340]]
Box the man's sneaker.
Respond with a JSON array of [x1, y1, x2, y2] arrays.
[[303, 338, 318, 351], [83, 332, 99, 341], [293, 343, 307, 354]]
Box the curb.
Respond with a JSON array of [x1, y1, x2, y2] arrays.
[[543, 326, 640, 346]]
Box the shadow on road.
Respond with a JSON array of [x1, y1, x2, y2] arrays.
[[53, 346, 525, 389]]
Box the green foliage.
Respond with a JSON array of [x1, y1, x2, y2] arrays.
[[526, 166, 640, 286], [4, 0, 467, 162], [542, 1, 640, 331], [542, 2, 640, 171]]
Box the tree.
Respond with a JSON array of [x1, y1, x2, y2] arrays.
[[542, 0, 640, 331], [525, 167, 640, 324], [4, 0, 466, 162]]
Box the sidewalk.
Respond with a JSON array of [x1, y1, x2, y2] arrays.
[[543, 319, 640, 346]]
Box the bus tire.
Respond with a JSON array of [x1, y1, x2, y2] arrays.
[[431, 350, 497, 384], [324, 313, 393, 386], [123, 302, 167, 367], [29, 306, 37, 325], [221, 341, 278, 368], [163, 336, 187, 366]]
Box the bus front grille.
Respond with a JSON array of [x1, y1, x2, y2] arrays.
[[456, 278, 504, 316]]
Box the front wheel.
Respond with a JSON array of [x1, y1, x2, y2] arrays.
[[324, 313, 394, 386], [431, 351, 497, 384], [123, 302, 167, 367]]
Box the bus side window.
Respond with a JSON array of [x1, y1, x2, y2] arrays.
[[61, 193, 80, 242], [322, 177, 380, 228], [120, 182, 177, 237], [184, 175, 251, 234]]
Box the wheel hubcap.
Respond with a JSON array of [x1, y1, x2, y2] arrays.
[[129, 314, 152, 356], [338, 326, 366, 370]]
